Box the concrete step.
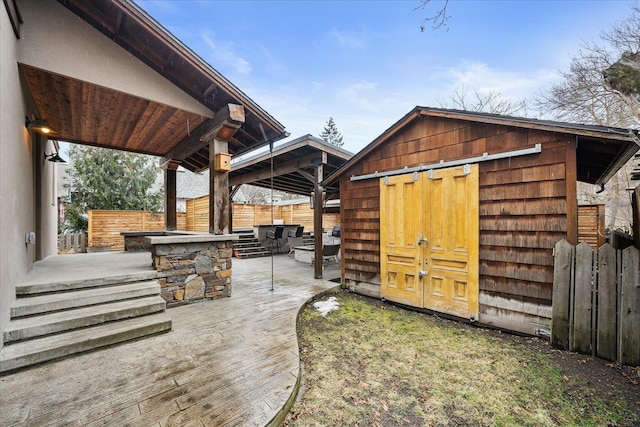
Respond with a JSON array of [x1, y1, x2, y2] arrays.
[[11, 281, 160, 318], [3, 296, 166, 343], [0, 313, 172, 374], [16, 271, 159, 296], [234, 242, 262, 248], [233, 249, 270, 259]]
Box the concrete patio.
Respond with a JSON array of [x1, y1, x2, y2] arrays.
[[0, 252, 340, 426]]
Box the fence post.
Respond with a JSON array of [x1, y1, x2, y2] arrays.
[[572, 242, 594, 354], [619, 246, 640, 365], [552, 239, 573, 350], [597, 244, 617, 361]]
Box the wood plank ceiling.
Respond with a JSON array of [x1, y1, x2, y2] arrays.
[[21, 65, 206, 156]]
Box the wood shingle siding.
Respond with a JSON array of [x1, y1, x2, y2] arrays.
[[338, 117, 574, 333], [329, 107, 638, 336]]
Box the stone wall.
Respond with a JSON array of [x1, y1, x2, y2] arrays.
[[150, 240, 233, 307]]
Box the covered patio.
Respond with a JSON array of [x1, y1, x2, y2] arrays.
[[0, 252, 339, 426]]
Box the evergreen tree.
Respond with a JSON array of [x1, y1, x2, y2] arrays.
[[319, 117, 344, 147], [64, 145, 163, 232]]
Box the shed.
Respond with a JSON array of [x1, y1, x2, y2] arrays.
[[324, 107, 639, 335]]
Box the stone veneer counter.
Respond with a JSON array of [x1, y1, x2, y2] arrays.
[[145, 233, 239, 307]]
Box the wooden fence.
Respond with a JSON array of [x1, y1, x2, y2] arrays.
[[87, 210, 186, 251], [552, 239, 639, 365], [185, 196, 340, 233], [85, 201, 340, 251], [58, 232, 87, 254]]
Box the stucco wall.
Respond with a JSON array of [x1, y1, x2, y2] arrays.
[[0, 4, 35, 349], [16, 0, 213, 118]]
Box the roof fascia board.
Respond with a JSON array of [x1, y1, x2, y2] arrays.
[[420, 109, 638, 143], [324, 108, 421, 186], [114, 0, 285, 133]]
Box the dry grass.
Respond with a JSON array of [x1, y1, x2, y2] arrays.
[[286, 291, 636, 426]]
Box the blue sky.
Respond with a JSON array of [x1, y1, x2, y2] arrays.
[[136, 0, 636, 154]]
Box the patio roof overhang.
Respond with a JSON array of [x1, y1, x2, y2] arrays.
[[21, 0, 287, 170], [229, 135, 353, 198]]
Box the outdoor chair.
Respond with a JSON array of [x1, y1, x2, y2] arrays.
[[287, 237, 305, 256], [321, 243, 340, 264], [266, 226, 284, 254]]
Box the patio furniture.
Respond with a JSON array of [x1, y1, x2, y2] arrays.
[[287, 237, 305, 255], [266, 226, 284, 254], [321, 243, 340, 264]]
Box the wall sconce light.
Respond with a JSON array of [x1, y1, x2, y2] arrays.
[[44, 140, 66, 163], [25, 116, 56, 135]]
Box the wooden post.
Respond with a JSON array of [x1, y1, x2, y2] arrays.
[[572, 242, 594, 354], [314, 161, 324, 279], [597, 244, 617, 361], [565, 138, 578, 245], [209, 138, 230, 234], [619, 245, 640, 365], [162, 160, 180, 231], [195, 104, 244, 235], [551, 239, 573, 350]]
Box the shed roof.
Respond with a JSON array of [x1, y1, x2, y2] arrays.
[[325, 107, 640, 187], [22, 0, 286, 172], [230, 135, 352, 196]]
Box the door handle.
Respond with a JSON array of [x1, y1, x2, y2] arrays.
[[419, 270, 428, 279], [418, 236, 428, 246]]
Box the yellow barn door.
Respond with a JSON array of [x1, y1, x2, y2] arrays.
[[380, 173, 423, 307], [423, 165, 479, 320], [380, 165, 479, 320]]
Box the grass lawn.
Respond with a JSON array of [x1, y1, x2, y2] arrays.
[[286, 291, 638, 426]]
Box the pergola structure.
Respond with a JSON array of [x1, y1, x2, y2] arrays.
[[22, 0, 288, 237], [229, 135, 352, 277]]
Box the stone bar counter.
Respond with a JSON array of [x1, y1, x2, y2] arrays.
[[145, 233, 239, 307]]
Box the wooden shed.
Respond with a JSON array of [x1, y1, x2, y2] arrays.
[[324, 107, 639, 335]]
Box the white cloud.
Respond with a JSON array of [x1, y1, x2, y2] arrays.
[[338, 80, 402, 113], [329, 29, 366, 49], [433, 60, 559, 101], [201, 32, 252, 75]]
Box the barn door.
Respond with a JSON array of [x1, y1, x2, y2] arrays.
[[380, 165, 479, 320], [423, 164, 479, 320], [380, 173, 423, 307]]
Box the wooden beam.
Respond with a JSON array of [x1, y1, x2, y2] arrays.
[[209, 139, 230, 234], [314, 162, 324, 279], [229, 153, 324, 186], [164, 165, 178, 231], [566, 138, 578, 245], [161, 104, 244, 164]]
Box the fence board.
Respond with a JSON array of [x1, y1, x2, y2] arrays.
[[572, 242, 593, 354], [185, 198, 340, 232], [87, 210, 186, 250], [551, 239, 572, 349], [596, 244, 617, 361], [620, 246, 640, 365]]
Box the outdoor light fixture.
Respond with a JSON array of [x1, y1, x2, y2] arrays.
[[43, 140, 66, 163], [25, 116, 56, 135]]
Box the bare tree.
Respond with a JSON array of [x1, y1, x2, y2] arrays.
[[416, 0, 450, 31], [437, 86, 528, 116], [536, 4, 640, 232]]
